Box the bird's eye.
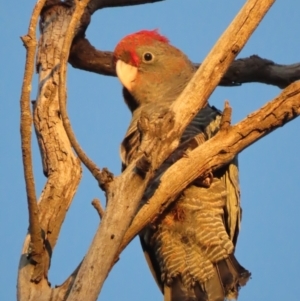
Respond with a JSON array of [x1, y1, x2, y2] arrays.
[[143, 52, 154, 62]]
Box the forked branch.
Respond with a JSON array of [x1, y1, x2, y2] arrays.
[[18, 1, 300, 301], [120, 81, 300, 251], [65, 1, 276, 301]]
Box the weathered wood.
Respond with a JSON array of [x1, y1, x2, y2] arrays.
[[170, 0, 275, 133], [19, 1, 300, 301], [65, 1, 275, 301], [18, 5, 82, 301], [120, 81, 300, 250], [19, 0, 46, 286]]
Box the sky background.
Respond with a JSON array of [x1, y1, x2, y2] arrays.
[[1, 1, 299, 300]]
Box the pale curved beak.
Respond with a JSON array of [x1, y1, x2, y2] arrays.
[[116, 60, 138, 92]]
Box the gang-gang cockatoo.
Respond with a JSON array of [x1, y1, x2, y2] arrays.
[[113, 30, 250, 301]]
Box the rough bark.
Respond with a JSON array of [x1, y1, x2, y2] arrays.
[[120, 81, 300, 250], [20, 0, 46, 286], [18, 0, 300, 301], [65, 1, 276, 300], [18, 4, 82, 301], [170, 0, 276, 136], [18, 1, 159, 300]]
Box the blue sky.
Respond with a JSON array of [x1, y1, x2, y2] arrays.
[[1, 1, 299, 300]]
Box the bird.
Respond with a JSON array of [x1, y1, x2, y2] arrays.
[[113, 29, 250, 301]]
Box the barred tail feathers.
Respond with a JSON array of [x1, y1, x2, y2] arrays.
[[206, 255, 250, 301], [164, 255, 250, 301]]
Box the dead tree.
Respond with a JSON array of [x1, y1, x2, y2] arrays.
[[18, 0, 300, 301]]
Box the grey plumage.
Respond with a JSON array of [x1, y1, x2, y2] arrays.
[[115, 30, 250, 301], [122, 103, 250, 301]]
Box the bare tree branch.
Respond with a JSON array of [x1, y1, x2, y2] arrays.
[[19, 1, 300, 301], [19, 0, 47, 284], [69, 37, 115, 76], [18, 3, 82, 300], [170, 0, 275, 133], [65, 1, 275, 300], [92, 198, 105, 219], [87, 0, 164, 14], [58, 0, 108, 187], [218, 55, 300, 88], [120, 81, 300, 251]]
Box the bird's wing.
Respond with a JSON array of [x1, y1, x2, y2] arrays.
[[139, 105, 244, 297], [221, 156, 241, 246], [121, 104, 244, 298], [190, 105, 241, 246]]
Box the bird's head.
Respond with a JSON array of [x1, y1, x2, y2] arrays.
[[113, 30, 194, 110]]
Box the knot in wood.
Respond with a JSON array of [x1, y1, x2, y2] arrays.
[[231, 44, 240, 55], [98, 168, 114, 192]]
